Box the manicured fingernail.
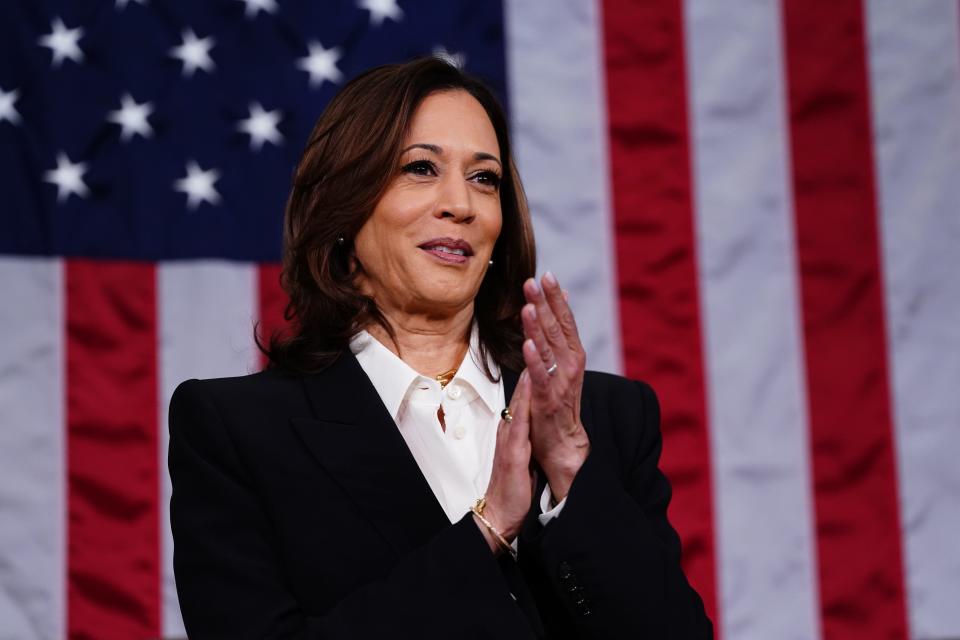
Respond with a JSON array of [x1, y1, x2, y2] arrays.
[[527, 277, 540, 294], [562, 289, 570, 302], [527, 304, 537, 321], [544, 271, 558, 287], [520, 370, 529, 383]]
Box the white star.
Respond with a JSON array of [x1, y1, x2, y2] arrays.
[[433, 46, 466, 69], [44, 152, 90, 203], [38, 17, 85, 67], [236, 0, 278, 18], [107, 93, 154, 142], [237, 102, 283, 151], [115, 0, 147, 9], [297, 41, 342, 88], [174, 160, 221, 209], [358, 0, 403, 26], [0, 87, 22, 126], [169, 29, 216, 77]]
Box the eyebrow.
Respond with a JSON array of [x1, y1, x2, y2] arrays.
[[401, 143, 502, 167]]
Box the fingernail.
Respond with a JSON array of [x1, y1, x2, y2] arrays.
[[528, 277, 540, 294], [519, 370, 529, 383], [527, 304, 537, 321], [562, 289, 570, 302], [544, 271, 558, 287]]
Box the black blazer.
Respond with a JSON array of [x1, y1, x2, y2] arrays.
[[168, 351, 712, 639]]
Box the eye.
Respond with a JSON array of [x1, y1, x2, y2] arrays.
[[401, 159, 437, 177], [472, 170, 502, 190]]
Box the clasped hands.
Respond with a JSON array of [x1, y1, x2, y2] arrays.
[[476, 272, 590, 553]]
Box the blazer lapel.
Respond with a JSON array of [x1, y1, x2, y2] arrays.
[[289, 352, 449, 556], [503, 367, 519, 405]]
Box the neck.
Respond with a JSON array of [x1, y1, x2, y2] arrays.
[[365, 304, 474, 378]]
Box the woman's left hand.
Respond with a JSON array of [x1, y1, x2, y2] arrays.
[[520, 272, 591, 502]]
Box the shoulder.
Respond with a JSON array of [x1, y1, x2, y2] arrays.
[[582, 369, 651, 392], [168, 368, 320, 477], [170, 368, 310, 433], [582, 370, 659, 417], [580, 370, 662, 470], [173, 367, 303, 403]]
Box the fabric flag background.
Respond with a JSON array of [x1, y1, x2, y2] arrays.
[[1, 0, 958, 638]]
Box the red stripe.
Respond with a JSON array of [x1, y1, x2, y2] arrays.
[[257, 263, 289, 368], [781, 2, 909, 637], [66, 260, 160, 639], [600, 0, 718, 627]]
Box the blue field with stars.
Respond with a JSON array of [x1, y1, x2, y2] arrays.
[[0, 0, 508, 261]]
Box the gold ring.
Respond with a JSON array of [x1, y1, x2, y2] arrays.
[[500, 408, 513, 422]]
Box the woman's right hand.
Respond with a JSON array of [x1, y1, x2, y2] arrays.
[[474, 370, 535, 554]]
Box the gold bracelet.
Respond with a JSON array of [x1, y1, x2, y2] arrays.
[[471, 498, 517, 560]]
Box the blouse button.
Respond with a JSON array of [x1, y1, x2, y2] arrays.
[[452, 425, 467, 440], [446, 385, 463, 400]]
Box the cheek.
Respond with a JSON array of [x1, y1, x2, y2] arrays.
[[484, 206, 504, 249], [373, 191, 431, 239], [355, 194, 425, 273]]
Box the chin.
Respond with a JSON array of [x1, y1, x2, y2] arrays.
[[408, 281, 477, 314]]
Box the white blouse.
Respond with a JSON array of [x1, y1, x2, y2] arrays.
[[350, 328, 565, 528]]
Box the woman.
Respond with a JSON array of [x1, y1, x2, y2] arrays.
[[169, 57, 712, 639]]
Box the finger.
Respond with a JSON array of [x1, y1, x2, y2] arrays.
[[506, 369, 532, 445], [541, 271, 585, 354], [521, 303, 556, 370], [497, 370, 531, 466], [500, 368, 528, 427], [522, 337, 552, 398], [523, 277, 566, 353]]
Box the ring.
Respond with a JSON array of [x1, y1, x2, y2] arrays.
[[500, 408, 513, 422], [546, 362, 559, 376]]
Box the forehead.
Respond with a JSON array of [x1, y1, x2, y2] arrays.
[[405, 90, 499, 154]]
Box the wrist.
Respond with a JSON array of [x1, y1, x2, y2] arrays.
[[470, 499, 518, 559], [542, 441, 590, 502], [473, 513, 503, 555]]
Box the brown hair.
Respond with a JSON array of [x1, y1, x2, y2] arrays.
[[260, 57, 536, 377]]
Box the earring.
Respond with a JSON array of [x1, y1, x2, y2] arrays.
[[336, 235, 346, 246], [488, 259, 494, 266]]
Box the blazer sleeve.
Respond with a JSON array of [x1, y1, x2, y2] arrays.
[[520, 379, 714, 639], [168, 379, 534, 640]]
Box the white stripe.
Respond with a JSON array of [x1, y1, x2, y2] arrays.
[[502, 0, 622, 374], [683, 2, 821, 638], [159, 261, 259, 637], [0, 257, 65, 640], [865, 2, 960, 637]]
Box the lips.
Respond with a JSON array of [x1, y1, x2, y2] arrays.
[[418, 237, 474, 264]]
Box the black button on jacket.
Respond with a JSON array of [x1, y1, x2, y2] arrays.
[[168, 351, 713, 639]]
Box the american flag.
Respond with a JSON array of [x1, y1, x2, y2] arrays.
[[1, 0, 958, 638]]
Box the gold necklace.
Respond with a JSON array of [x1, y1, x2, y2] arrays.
[[436, 366, 458, 389]]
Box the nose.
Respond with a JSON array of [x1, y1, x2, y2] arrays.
[[435, 173, 475, 223]]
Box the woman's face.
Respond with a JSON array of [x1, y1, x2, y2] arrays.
[[353, 89, 503, 318]]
